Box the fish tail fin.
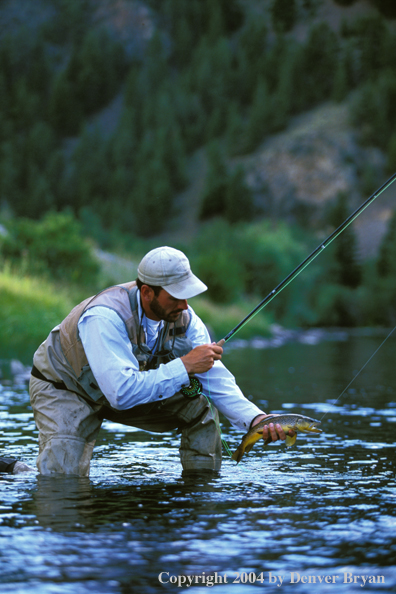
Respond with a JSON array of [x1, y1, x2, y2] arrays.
[[231, 445, 244, 464]]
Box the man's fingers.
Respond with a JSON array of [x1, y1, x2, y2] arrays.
[[181, 343, 223, 374], [262, 423, 286, 442]]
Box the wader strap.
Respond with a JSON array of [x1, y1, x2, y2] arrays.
[[31, 365, 68, 391]]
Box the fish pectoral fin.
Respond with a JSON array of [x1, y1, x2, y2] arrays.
[[285, 433, 297, 447], [264, 437, 272, 446], [231, 446, 243, 463]]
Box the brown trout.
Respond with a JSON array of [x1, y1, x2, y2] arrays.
[[232, 413, 322, 463]]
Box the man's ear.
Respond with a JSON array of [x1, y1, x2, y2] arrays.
[[140, 284, 154, 304]]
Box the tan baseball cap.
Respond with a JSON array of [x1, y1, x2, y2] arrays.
[[137, 246, 207, 299]]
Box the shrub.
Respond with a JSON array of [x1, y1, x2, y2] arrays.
[[310, 283, 360, 327], [1, 212, 99, 285], [189, 219, 244, 303]]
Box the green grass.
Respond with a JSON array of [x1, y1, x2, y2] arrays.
[[0, 266, 76, 363]]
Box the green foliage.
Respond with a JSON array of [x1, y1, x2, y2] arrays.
[[225, 166, 254, 224], [360, 214, 396, 325], [189, 36, 233, 118], [225, 102, 245, 157], [1, 212, 99, 285], [190, 219, 245, 303], [271, 0, 297, 33], [243, 78, 271, 152], [43, 0, 91, 44], [370, 0, 396, 19], [199, 141, 229, 220], [386, 133, 396, 174], [351, 69, 396, 148], [328, 193, 362, 289], [70, 126, 111, 211], [48, 28, 125, 135], [48, 70, 83, 136], [311, 284, 361, 327], [0, 267, 77, 362], [377, 211, 396, 279], [236, 222, 308, 321], [332, 51, 350, 102], [299, 23, 339, 108]]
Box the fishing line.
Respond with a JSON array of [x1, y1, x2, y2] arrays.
[[320, 325, 396, 421], [204, 376, 236, 461]]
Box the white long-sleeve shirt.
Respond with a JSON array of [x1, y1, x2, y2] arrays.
[[78, 298, 263, 431]]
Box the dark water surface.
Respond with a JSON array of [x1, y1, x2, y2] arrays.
[[1, 334, 396, 593]]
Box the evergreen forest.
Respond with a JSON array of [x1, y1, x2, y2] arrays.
[[1, 0, 396, 358]]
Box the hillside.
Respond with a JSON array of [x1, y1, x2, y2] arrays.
[[0, 0, 394, 254]]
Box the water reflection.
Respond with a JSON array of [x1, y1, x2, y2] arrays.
[[20, 472, 223, 532]]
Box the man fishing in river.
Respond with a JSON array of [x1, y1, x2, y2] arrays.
[[29, 246, 290, 476]]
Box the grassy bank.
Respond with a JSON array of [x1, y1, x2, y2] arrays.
[[0, 267, 77, 363], [0, 266, 272, 364]]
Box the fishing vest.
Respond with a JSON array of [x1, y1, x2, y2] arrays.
[[59, 282, 192, 403]]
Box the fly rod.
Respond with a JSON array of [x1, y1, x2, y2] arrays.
[[218, 171, 396, 345]]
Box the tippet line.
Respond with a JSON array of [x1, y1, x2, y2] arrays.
[[320, 325, 396, 421]]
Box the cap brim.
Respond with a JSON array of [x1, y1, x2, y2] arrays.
[[164, 273, 207, 300]]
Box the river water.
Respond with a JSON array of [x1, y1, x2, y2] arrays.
[[1, 333, 396, 593]]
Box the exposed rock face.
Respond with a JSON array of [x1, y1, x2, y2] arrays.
[[240, 103, 390, 260]]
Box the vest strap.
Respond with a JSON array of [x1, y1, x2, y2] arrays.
[[31, 365, 68, 391]]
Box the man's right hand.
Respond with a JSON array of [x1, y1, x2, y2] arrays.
[[181, 343, 223, 375]]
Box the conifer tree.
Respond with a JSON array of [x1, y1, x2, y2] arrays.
[[199, 141, 228, 219], [271, 0, 297, 33], [225, 102, 245, 157], [329, 192, 361, 288], [48, 70, 82, 136], [386, 133, 396, 174], [225, 165, 254, 224], [173, 16, 194, 67], [301, 23, 338, 107], [243, 78, 271, 152], [332, 55, 349, 102]]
